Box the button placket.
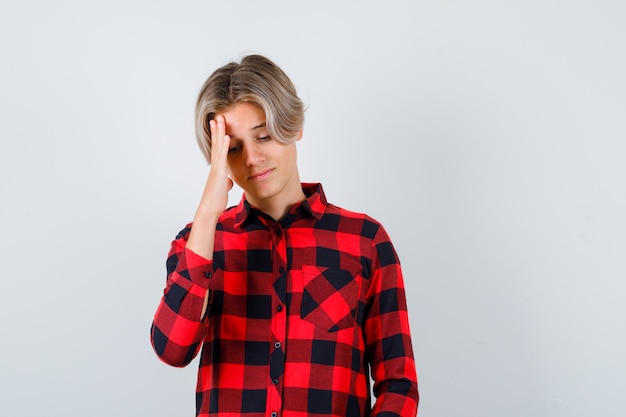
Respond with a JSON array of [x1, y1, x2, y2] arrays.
[[268, 221, 286, 417]]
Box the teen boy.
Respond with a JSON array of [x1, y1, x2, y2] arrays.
[[151, 54, 418, 417]]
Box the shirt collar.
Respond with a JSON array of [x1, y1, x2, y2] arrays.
[[233, 182, 327, 227]]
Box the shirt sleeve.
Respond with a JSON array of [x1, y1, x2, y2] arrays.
[[150, 224, 215, 367], [364, 223, 419, 417]]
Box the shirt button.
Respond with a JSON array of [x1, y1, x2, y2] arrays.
[[279, 266, 285, 273], [274, 341, 281, 349], [277, 305, 283, 312], [271, 412, 278, 417], [203, 271, 212, 279], [272, 378, 279, 385]]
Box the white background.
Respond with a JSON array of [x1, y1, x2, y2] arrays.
[[1, 1, 625, 416]]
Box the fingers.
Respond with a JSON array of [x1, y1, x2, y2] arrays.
[[204, 115, 232, 201], [209, 115, 230, 167]]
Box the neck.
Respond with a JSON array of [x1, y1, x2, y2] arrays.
[[251, 189, 306, 221], [246, 179, 306, 221]]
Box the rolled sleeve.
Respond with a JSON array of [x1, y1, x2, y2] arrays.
[[151, 227, 215, 367]]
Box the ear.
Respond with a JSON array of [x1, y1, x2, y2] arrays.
[[294, 130, 303, 142]]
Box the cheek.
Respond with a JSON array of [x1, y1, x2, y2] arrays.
[[283, 147, 298, 167]]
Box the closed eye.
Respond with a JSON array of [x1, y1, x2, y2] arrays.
[[228, 136, 270, 154]]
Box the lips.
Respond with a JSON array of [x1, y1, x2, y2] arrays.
[[249, 168, 273, 181]]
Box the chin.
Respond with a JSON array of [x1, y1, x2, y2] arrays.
[[245, 182, 276, 200]]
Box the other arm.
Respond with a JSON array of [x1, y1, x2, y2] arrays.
[[364, 224, 419, 416]]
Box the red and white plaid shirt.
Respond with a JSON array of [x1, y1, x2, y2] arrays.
[[151, 183, 418, 417]]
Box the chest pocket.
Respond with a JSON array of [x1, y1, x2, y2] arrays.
[[300, 265, 360, 332]]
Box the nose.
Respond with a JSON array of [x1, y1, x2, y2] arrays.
[[243, 142, 264, 166]]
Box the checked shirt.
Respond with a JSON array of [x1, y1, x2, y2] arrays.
[[151, 183, 418, 417]]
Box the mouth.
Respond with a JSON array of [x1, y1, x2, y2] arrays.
[[248, 168, 274, 181]]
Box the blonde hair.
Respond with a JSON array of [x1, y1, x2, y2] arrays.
[[195, 54, 304, 163]]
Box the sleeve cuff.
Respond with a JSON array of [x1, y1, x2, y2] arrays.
[[175, 246, 215, 289]]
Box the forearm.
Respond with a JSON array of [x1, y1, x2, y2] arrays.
[[368, 307, 419, 416], [187, 210, 220, 318]]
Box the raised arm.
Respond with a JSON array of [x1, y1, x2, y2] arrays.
[[150, 115, 233, 366], [186, 115, 233, 317]]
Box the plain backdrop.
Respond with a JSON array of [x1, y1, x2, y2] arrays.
[[1, 1, 625, 416]]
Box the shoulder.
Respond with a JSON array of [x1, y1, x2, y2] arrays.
[[322, 203, 389, 242], [323, 203, 400, 268]]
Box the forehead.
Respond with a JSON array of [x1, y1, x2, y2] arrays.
[[218, 102, 266, 136]]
